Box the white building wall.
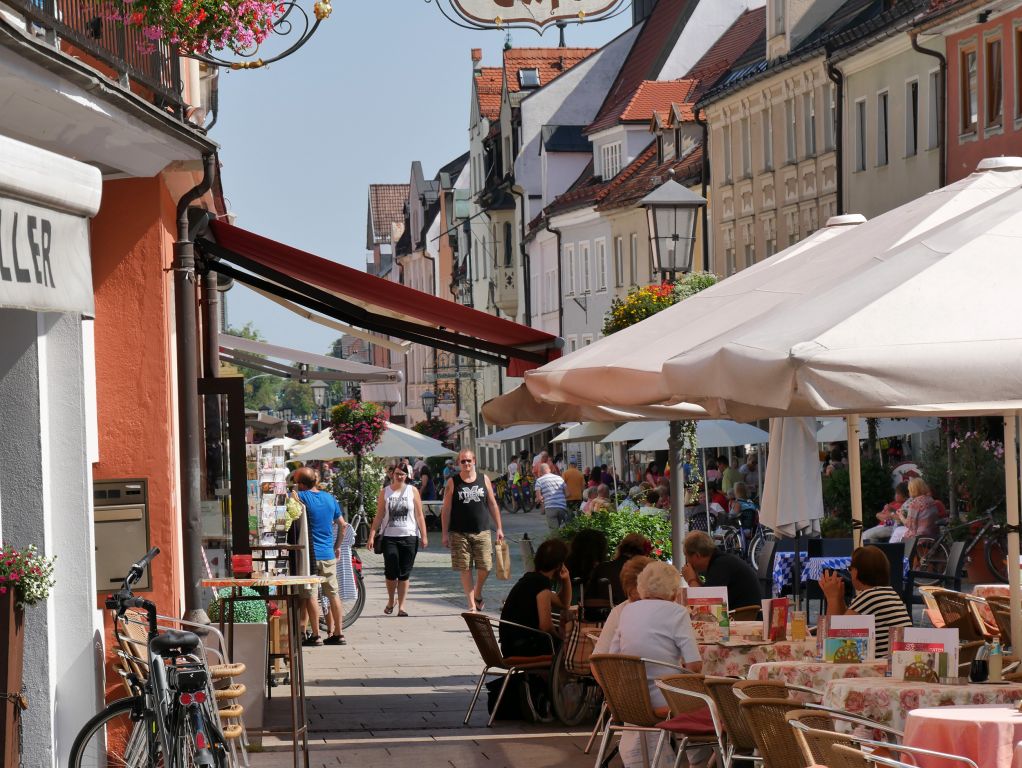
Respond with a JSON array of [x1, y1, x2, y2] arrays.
[[660, 0, 766, 79], [555, 208, 614, 347]]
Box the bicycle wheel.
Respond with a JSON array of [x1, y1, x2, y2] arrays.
[[343, 569, 366, 629], [550, 647, 598, 726], [718, 527, 744, 558], [913, 537, 949, 586], [69, 696, 159, 767], [986, 532, 1009, 583]]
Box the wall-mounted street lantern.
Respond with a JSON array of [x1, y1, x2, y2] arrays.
[[421, 390, 437, 421], [640, 170, 706, 282]]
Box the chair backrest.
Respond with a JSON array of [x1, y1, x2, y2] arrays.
[[931, 589, 984, 642], [738, 697, 806, 768], [589, 654, 661, 727], [987, 598, 1012, 645], [757, 539, 777, 580], [945, 541, 968, 585], [657, 674, 711, 716], [731, 604, 761, 622], [462, 612, 505, 668], [733, 679, 789, 700], [807, 537, 824, 559], [872, 542, 905, 596], [787, 711, 857, 768], [959, 639, 986, 669], [704, 677, 758, 752]]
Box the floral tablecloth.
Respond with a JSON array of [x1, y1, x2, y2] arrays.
[[975, 584, 1011, 601], [822, 677, 1022, 733], [748, 661, 888, 697], [700, 640, 818, 677]]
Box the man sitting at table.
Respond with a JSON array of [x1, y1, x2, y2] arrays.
[[819, 545, 912, 656], [680, 531, 762, 609]]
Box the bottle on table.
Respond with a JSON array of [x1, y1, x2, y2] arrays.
[[989, 637, 1003, 682], [719, 609, 731, 643]]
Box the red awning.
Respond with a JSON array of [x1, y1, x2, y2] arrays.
[[199, 221, 561, 376]]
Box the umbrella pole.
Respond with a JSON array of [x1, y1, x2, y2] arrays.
[[669, 421, 686, 571], [847, 416, 864, 548], [702, 448, 711, 532], [1004, 413, 1021, 652]]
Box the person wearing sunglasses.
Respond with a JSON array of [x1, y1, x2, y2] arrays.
[[441, 450, 505, 612]]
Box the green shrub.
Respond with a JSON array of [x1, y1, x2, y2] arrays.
[[820, 460, 892, 535], [330, 455, 386, 522], [207, 587, 267, 623], [559, 509, 673, 561]]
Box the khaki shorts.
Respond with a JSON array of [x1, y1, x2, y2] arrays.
[[450, 531, 493, 572], [301, 558, 339, 598]]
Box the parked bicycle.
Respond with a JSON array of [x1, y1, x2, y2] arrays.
[[914, 505, 1009, 585], [494, 475, 532, 515], [70, 547, 232, 767]]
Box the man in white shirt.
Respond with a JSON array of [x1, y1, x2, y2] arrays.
[[533, 463, 568, 531], [506, 458, 519, 482]]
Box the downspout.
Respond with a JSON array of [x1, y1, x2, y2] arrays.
[[910, 30, 947, 188], [175, 152, 216, 614], [544, 216, 564, 337], [509, 182, 532, 326], [826, 60, 845, 214], [693, 109, 710, 269]]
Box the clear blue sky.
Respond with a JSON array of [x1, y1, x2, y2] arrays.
[[212, 3, 630, 355]]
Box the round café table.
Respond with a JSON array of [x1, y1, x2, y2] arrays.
[[905, 704, 1022, 768], [748, 660, 888, 699], [823, 677, 1022, 734], [700, 639, 818, 677]]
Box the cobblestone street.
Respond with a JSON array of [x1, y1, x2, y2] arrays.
[[251, 509, 594, 767]]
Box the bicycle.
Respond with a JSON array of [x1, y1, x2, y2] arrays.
[[70, 547, 232, 767], [914, 505, 1009, 585]]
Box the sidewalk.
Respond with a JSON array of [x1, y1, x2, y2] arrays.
[[249, 510, 595, 767]]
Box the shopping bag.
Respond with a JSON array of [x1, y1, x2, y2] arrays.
[[495, 539, 512, 580]]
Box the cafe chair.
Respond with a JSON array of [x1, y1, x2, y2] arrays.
[[589, 654, 687, 768], [738, 697, 809, 767], [583, 631, 609, 755], [904, 541, 968, 606], [733, 678, 823, 702], [827, 738, 978, 768], [985, 597, 1015, 649], [703, 677, 763, 768], [786, 710, 904, 766], [655, 675, 724, 768], [730, 605, 760, 622], [921, 588, 986, 641], [461, 612, 555, 727]]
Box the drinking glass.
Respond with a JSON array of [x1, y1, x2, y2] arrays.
[[969, 658, 989, 683], [791, 610, 807, 642]]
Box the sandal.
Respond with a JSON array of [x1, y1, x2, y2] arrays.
[[398, 610, 409, 617], [324, 634, 347, 645], [474, 595, 485, 611], [383, 604, 395, 615]]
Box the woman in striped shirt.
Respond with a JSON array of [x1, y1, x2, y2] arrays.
[[819, 545, 913, 657]]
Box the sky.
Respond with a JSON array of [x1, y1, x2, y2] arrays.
[[211, 2, 631, 356]]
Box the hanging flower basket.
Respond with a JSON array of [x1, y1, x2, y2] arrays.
[[108, 0, 285, 54], [330, 400, 387, 457]]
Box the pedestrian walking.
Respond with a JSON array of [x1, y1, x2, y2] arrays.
[[441, 449, 504, 613], [534, 463, 568, 531], [368, 462, 429, 617]]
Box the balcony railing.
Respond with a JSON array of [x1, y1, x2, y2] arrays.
[[8, 0, 184, 114]]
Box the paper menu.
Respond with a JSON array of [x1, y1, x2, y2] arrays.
[[821, 615, 875, 662], [684, 586, 729, 643], [889, 627, 959, 682], [762, 597, 790, 641]]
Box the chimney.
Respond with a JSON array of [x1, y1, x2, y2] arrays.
[[471, 48, 483, 73]]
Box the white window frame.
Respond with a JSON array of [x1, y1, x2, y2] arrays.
[[927, 69, 940, 149], [773, 0, 785, 37], [563, 243, 575, 295], [905, 78, 919, 157], [876, 90, 889, 166], [986, 35, 1004, 129], [803, 90, 816, 157], [961, 44, 978, 135], [762, 106, 773, 170], [785, 97, 797, 162], [601, 142, 622, 178], [614, 236, 624, 287], [740, 116, 751, 177], [580, 241, 591, 294], [582, 334, 594, 347], [824, 83, 837, 150], [595, 238, 608, 292], [629, 233, 639, 285], [854, 98, 867, 172], [567, 335, 578, 352], [721, 124, 733, 182], [725, 247, 736, 277]]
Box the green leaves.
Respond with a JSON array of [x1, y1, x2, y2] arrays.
[[559, 509, 673, 561]]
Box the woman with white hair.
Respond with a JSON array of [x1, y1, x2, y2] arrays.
[[609, 560, 702, 767]]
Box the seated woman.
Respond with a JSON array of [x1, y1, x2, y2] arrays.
[[499, 539, 571, 658], [589, 533, 652, 606], [593, 555, 652, 655], [565, 529, 609, 618], [863, 482, 908, 543], [819, 545, 913, 657], [610, 560, 702, 768], [890, 478, 941, 544]]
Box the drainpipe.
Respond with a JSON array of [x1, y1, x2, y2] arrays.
[[693, 109, 710, 270], [175, 153, 216, 615], [910, 30, 947, 188], [543, 216, 564, 337], [826, 60, 845, 214], [509, 182, 532, 326]]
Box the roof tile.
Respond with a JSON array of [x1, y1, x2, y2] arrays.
[[368, 184, 408, 245], [503, 47, 597, 93], [474, 66, 503, 121], [619, 79, 698, 124], [598, 145, 704, 211]]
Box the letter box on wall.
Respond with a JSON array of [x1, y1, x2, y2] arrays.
[[93, 479, 151, 592]]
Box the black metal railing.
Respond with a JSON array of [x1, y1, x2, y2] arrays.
[[9, 0, 184, 114]]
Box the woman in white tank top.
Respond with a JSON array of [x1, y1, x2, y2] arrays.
[[368, 463, 428, 617]]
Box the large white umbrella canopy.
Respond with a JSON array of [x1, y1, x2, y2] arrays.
[[552, 422, 619, 442], [627, 420, 769, 451], [481, 385, 706, 426], [291, 423, 455, 460], [815, 417, 938, 444], [760, 417, 825, 538]]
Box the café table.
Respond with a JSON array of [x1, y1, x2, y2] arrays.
[[905, 704, 1022, 768], [700, 639, 818, 677], [748, 660, 888, 696], [822, 677, 1022, 734], [975, 584, 1011, 601], [201, 575, 323, 768]]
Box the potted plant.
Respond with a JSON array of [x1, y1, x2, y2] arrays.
[[0, 544, 56, 766], [331, 400, 387, 525]]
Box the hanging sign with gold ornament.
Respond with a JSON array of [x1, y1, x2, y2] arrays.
[[442, 0, 624, 30]]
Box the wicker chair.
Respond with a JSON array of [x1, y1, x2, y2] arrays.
[[738, 697, 807, 767], [461, 612, 554, 727], [785, 710, 904, 767], [922, 588, 986, 641], [703, 677, 762, 767], [656, 675, 724, 768], [815, 733, 979, 768], [590, 654, 685, 768], [730, 605, 760, 622], [986, 597, 1014, 647], [733, 678, 823, 702]]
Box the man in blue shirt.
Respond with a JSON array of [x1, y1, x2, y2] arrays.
[[294, 466, 348, 646]]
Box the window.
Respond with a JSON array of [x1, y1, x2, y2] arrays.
[[785, 98, 796, 162], [762, 106, 773, 169], [595, 239, 607, 291], [928, 70, 940, 149], [656, 134, 665, 164], [725, 247, 736, 276], [629, 233, 638, 284], [803, 90, 816, 157], [744, 242, 755, 267], [503, 222, 513, 266], [986, 38, 1003, 128], [765, 237, 776, 258], [876, 91, 888, 166], [773, 0, 785, 37], [614, 236, 624, 286], [825, 83, 837, 150], [722, 125, 733, 182], [582, 334, 593, 347], [961, 47, 978, 133], [518, 68, 540, 88], [567, 335, 577, 352], [854, 99, 867, 171], [601, 142, 622, 178], [740, 117, 751, 176], [564, 243, 575, 295], [580, 241, 591, 293], [906, 80, 919, 157]]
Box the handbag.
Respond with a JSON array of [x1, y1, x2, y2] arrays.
[[373, 510, 389, 555], [494, 539, 512, 581], [562, 616, 603, 676]]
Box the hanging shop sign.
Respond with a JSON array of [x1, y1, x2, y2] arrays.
[[448, 0, 623, 28]]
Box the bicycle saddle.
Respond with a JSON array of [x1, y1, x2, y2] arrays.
[[150, 629, 201, 656]]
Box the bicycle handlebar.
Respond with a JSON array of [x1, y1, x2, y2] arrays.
[[105, 548, 162, 639]]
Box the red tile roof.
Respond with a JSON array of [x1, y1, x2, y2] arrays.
[[503, 47, 598, 93], [687, 7, 766, 100], [598, 145, 704, 212], [367, 184, 409, 246], [474, 66, 503, 122], [619, 79, 698, 124]]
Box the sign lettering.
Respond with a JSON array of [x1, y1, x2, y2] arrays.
[[450, 0, 621, 28]]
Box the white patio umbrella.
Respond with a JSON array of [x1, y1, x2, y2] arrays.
[[815, 418, 938, 444], [481, 384, 706, 426], [291, 423, 455, 461]]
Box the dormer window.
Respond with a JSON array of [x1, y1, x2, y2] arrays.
[[656, 134, 665, 164], [601, 142, 622, 178], [518, 68, 541, 89], [773, 0, 785, 37]]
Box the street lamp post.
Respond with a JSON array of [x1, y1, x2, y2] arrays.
[[311, 380, 328, 432], [421, 390, 437, 421], [639, 170, 707, 282]]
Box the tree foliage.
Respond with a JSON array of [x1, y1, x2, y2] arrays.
[[821, 460, 892, 537], [412, 417, 452, 447], [226, 322, 283, 411], [278, 380, 315, 417]]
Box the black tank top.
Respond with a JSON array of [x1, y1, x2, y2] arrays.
[[450, 474, 490, 534]]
